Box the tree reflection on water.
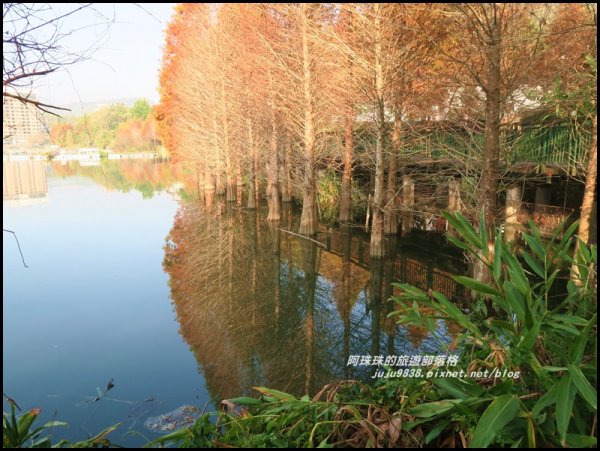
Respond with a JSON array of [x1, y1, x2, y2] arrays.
[[163, 200, 467, 404]]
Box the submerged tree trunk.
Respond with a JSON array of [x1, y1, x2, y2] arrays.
[[339, 107, 354, 223], [384, 117, 401, 235], [299, 5, 317, 236], [572, 112, 597, 285], [370, 4, 385, 258]]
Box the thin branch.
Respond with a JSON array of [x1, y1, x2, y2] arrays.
[[3, 229, 29, 268]]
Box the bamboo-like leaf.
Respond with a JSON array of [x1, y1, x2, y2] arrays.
[[253, 387, 296, 402], [493, 236, 503, 282], [521, 251, 545, 279], [446, 234, 475, 254], [569, 314, 596, 365], [434, 378, 483, 400], [516, 322, 541, 354], [568, 365, 597, 410], [565, 433, 597, 448], [503, 281, 525, 322], [424, 419, 451, 444], [527, 414, 536, 448], [454, 276, 501, 297], [431, 291, 482, 337], [17, 409, 40, 442], [556, 374, 577, 445], [522, 233, 546, 262], [227, 397, 263, 406], [470, 395, 520, 448], [442, 211, 482, 249], [409, 399, 463, 418]]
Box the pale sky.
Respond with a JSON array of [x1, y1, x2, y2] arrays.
[[35, 3, 177, 107]]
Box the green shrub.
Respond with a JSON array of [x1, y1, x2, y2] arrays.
[[390, 212, 597, 448], [317, 169, 367, 225]]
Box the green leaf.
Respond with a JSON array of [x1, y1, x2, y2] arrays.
[[41, 420, 68, 429], [433, 378, 483, 400], [521, 251, 545, 279], [410, 399, 462, 418], [253, 387, 296, 402], [493, 237, 503, 282], [565, 433, 597, 448], [570, 314, 596, 365], [568, 365, 597, 410], [17, 409, 40, 442], [147, 427, 192, 445], [503, 282, 525, 322], [392, 283, 430, 302], [442, 211, 482, 249], [557, 220, 580, 250], [227, 397, 263, 406], [30, 437, 52, 448], [470, 395, 520, 448], [556, 374, 577, 445], [549, 314, 589, 326], [446, 235, 475, 254], [431, 291, 482, 337], [424, 419, 450, 444], [516, 322, 541, 354], [522, 233, 546, 262], [453, 276, 501, 297]]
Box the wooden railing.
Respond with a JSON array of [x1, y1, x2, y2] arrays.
[[398, 124, 592, 171]]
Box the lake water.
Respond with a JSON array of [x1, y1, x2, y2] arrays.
[[3, 159, 467, 446]]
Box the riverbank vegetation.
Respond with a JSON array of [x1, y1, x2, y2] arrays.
[[48, 99, 159, 152]]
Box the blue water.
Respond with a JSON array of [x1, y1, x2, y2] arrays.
[[3, 165, 208, 446]]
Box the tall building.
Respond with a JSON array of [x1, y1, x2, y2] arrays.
[[3, 94, 45, 145]]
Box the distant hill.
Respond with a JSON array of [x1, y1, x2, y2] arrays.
[[60, 98, 153, 117]]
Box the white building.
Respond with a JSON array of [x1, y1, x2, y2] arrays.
[[3, 94, 45, 145]]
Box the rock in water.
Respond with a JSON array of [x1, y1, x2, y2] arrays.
[[144, 405, 201, 432]]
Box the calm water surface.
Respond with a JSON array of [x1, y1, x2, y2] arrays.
[[3, 159, 466, 446]]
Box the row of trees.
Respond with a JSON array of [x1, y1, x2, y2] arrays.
[[49, 99, 158, 151], [157, 4, 596, 259]]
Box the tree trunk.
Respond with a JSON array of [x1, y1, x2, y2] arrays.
[[267, 102, 281, 222], [282, 130, 293, 202], [221, 77, 235, 203], [236, 164, 243, 206], [299, 4, 317, 236], [384, 117, 401, 235], [216, 171, 225, 196], [204, 170, 215, 210], [370, 4, 385, 258], [481, 13, 501, 235], [571, 112, 597, 285], [339, 106, 354, 223], [473, 10, 502, 287], [247, 118, 256, 209]]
